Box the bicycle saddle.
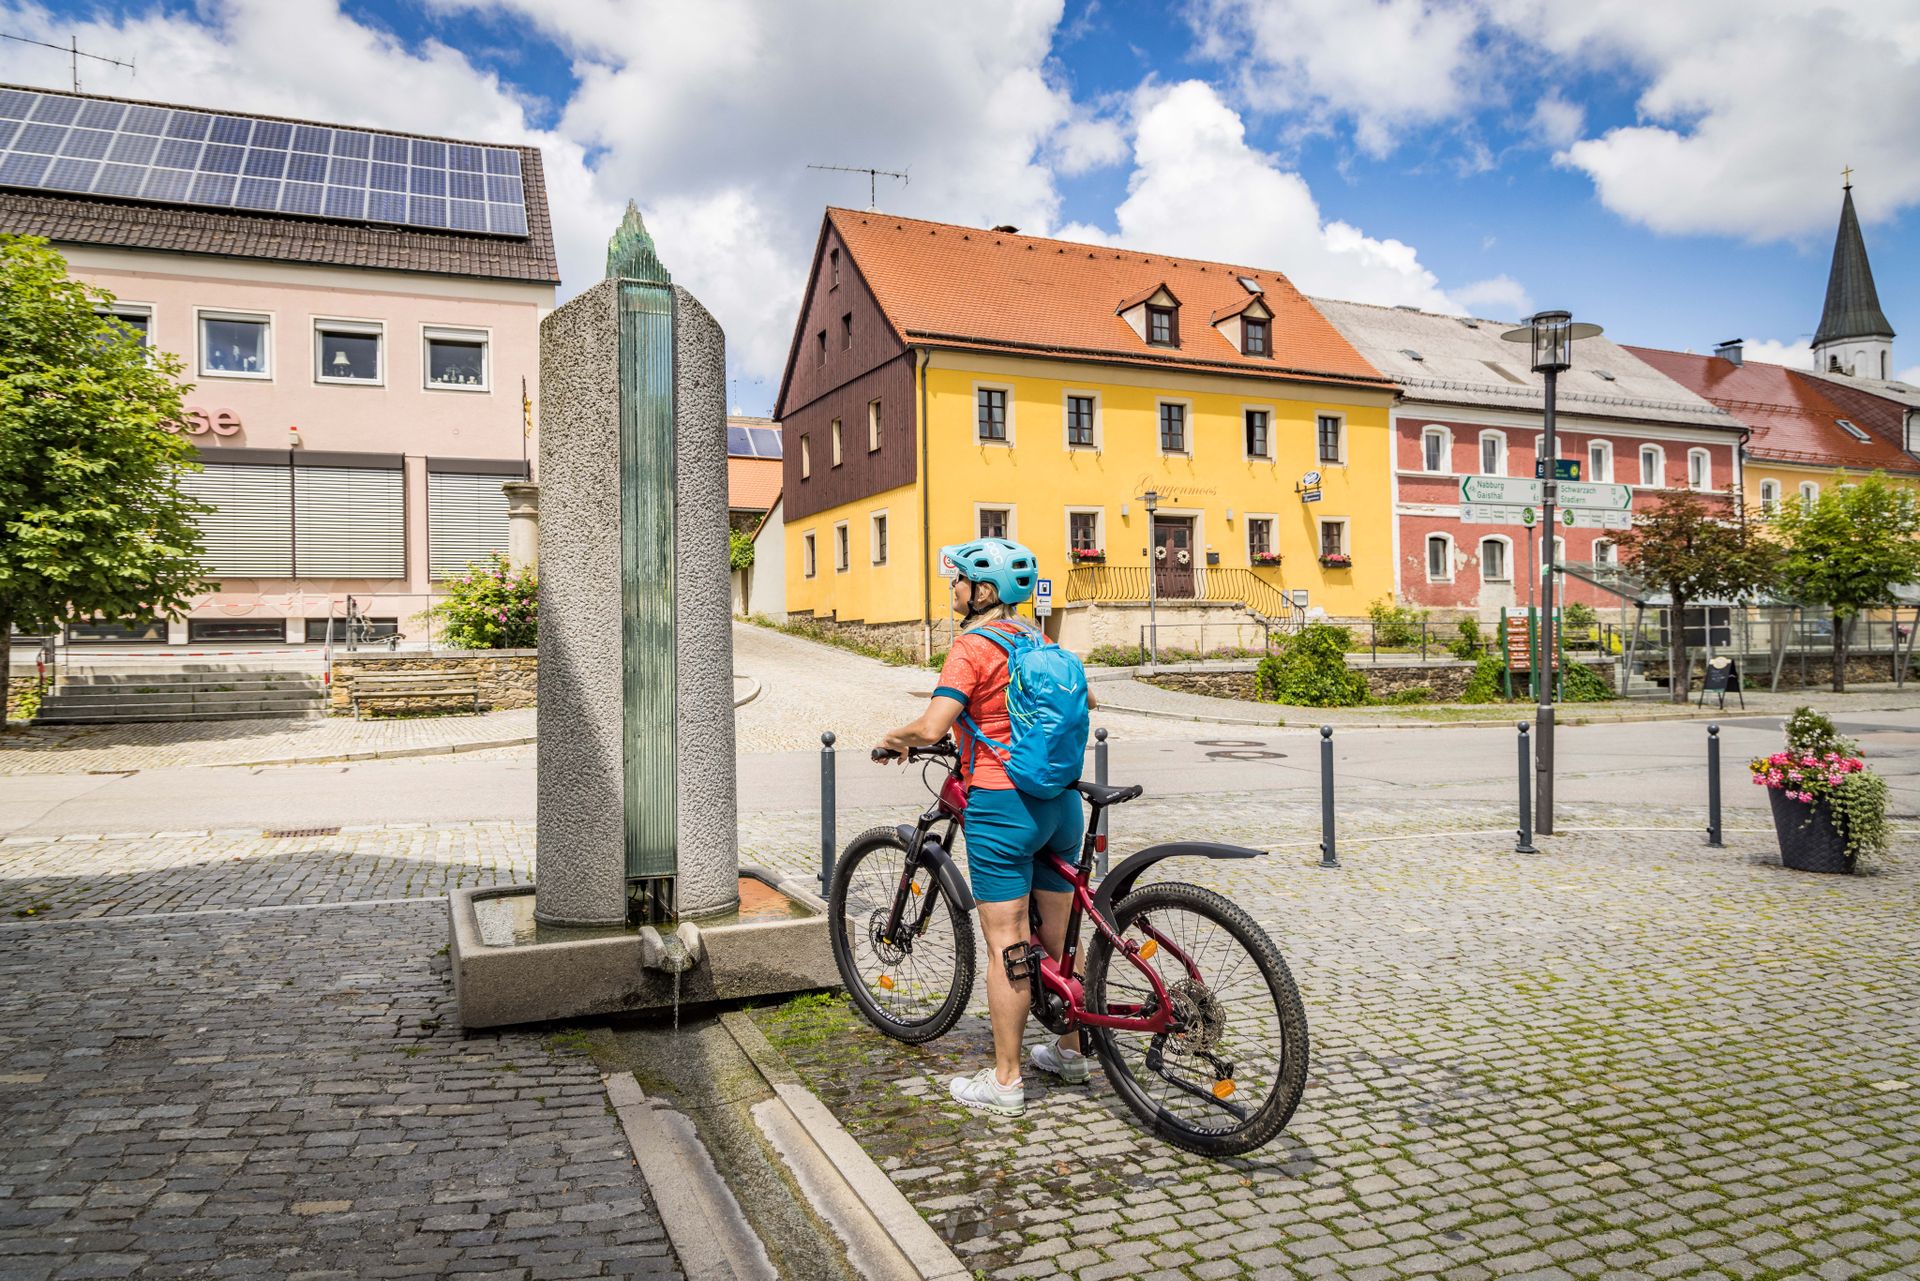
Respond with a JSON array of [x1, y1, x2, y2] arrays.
[[1074, 780, 1143, 806]]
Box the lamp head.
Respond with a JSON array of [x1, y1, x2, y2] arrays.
[[1500, 309, 1602, 372], [1140, 489, 1160, 513]]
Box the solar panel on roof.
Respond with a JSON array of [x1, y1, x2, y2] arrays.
[[0, 87, 530, 238], [749, 427, 783, 458], [726, 427, 754, 456]]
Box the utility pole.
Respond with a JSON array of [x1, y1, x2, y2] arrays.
[[806, 163, 909, 210], [0, 32, 135, 91]]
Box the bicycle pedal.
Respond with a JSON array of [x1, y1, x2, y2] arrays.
[[1002, 942, 1042, 983]]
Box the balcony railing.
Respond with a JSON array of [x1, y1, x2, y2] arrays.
[[1065, 565, 1299, 621]]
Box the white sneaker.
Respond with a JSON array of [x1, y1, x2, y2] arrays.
[[949, 1067, 1025, 1116], [1030, 1040, 1090, 1084]]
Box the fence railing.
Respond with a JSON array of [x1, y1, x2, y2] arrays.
[[1065, 564, 1300, 620]]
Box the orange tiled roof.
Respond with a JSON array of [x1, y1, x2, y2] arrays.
[[1625, 347, 1920, 475], [827, 208, 1388, 390], [728, 457, 782, 511]]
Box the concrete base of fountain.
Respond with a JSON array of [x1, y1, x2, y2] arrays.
[[448, 868, 838, 1029]]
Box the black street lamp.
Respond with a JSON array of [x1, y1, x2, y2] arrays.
[[1139, 489, 1160, 666], [1500, 310, 1602, 836]]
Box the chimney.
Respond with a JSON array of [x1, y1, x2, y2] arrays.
[[1714, 338, 1744, 366]]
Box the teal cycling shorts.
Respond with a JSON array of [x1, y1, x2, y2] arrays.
[[961, 786, 1085, 903]]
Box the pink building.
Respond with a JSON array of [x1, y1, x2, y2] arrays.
[[1313, 300, 1745, 617], [0, 84, 557, 645]]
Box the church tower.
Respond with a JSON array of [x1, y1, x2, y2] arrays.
[[1812, 176, 1895, 380]]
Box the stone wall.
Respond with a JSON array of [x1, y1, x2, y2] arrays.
[[6, 676, 41, 722], [1645, 651, 1915, 691], [786, 611, 927, 660], [328, 650, 537, 715], [1144, 656, 1616, 704]]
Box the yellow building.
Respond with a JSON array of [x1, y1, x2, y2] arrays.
[[771, 209, 1397, 656]]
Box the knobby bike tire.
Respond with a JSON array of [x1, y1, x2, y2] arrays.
[[1084, 881, 1309, 1157], [827, 825, 976, 1044]]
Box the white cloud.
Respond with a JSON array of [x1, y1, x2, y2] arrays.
[[1736, 338, 1814, 369], [1451, 275, 1532, 318], [1055, 82, 1457, 310], [1898, 365, 1920, 387], [1189, 0, 1484, 157], [1529, 93, 1583, 148]]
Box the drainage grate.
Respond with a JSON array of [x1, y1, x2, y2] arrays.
[[263, 826, 340, 838]]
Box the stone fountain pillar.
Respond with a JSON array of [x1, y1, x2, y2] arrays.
[[533, 204, 738, 927]]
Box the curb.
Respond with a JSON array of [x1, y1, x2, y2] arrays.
[[734, 675, 763, 708], [719, 1010, 970, 1281], [1094, 696, 1778, 732]]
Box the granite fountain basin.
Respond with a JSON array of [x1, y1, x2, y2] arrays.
[[448, 867, 838, 1029]]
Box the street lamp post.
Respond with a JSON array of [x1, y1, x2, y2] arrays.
[[1140, 490, 1160, 667], [1501, 310, 1601, 836]]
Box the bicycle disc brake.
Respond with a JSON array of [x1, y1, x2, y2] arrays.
[[866, 908, 909, 965]]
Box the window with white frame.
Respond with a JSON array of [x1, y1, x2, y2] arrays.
[[1426, 534, 1453, 581], [868, 400, 882, 452], [978, 507, 1010, 540], [1480, 537, 1509, 581], [1759, 479, 1781, 513], [1688, 448, 1710, 489], [423, 326, 488, 390], [199, 310, 270, 378], [833, 522, 849, 572], [1317, 413, 1344, 464], [977, 387, 1008, 442], [1640, 444, 1664, 486], [1422, 426, 1448, 473], [802, 532, 817, 578], [315, 318, 381, 383], [1588, 440, 1612, 483], [1319, 519, 1348, 557], [1244, 409, 1270, 458], [1799, 480, 1820, 508], [1551, 535, 1566, 569], [1479, 430, 1506, 476], [1159, 402, 1188, 453], [1247, 517, 1274, 560], [870, 512, 888, 565], [1068, 510, 1101, 554], [1066, 394, 1096, 448], [830, 418, 842, 467], [98, 304, 151, 349], [1593, 539, 1616, 566]]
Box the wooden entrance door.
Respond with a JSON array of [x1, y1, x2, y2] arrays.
[[1154, 517, 1196, 599]]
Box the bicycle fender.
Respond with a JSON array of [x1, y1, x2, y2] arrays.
[[1093, 841, 1261, 923], [895, 824, 977, 913]]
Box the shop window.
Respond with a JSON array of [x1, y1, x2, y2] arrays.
[[424, 326, 488, 390], [305, 617, 397, 643], [188, 619, 288, 643]]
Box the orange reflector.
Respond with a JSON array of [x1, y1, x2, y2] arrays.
[[910, 881, 923, 896], [877, 975, 895, 991], [1213, 1079, 1237, 1099], [1138, 940, 1158, 960]]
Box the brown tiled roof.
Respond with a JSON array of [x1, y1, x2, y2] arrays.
[[0, 84, 557, 284], [825, 208, 1388, 390], [728, 457, 783, 512], [1627, 346, 1920, 474]]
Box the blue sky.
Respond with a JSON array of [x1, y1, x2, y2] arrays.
[[4, 0, 1916, 410]]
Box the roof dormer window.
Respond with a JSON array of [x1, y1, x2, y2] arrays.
[[1243, 317, 1269, 357], [1147, 304, 1176, 347]]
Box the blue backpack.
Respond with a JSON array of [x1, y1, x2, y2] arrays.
[[959, 620, 1091, 799]]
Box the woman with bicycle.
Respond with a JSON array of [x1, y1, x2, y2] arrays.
[[874, 537, 1092, 1116]]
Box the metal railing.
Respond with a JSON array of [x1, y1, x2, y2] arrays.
[[1065, 564, 1299, 620]]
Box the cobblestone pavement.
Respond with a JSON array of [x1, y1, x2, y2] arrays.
[[0, 834, 678, 1277], [0, 709, 536, 777], [747, 799, 1920, 1281]]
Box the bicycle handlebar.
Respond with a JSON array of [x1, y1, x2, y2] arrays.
[[870, 739, 958, 764]]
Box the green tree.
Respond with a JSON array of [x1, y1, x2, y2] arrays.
[[1616, 491, 1776, 703], [1770, 473, 1920, 693], [0, 236, 209, 697]]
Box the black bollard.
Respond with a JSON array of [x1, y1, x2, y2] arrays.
[[1707, 724, 1723, 848], [1317, 726, 1339, 869], [819, 731, 837, 894], [1516, 721, 1537, 853], [1094, 727, 1111, 878]]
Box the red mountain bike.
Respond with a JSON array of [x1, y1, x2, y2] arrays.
[[828, 739, 1309, 1157]]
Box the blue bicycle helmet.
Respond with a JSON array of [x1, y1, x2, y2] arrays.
[[950, 537, 1038, 606]]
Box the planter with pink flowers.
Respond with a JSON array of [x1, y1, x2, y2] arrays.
[[1749, 707, 1889, 874]]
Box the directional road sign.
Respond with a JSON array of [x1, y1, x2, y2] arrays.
[[1560, 509, 1634, 530], [1460, 476, 1543, 505], [1460, 504, 1541, 526], [1557, 481, 1634, 511]]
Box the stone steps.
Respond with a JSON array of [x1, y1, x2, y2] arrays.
[[36, 670, 327, 724]]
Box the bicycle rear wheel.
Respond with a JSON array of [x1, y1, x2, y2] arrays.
[[1085, 881, 1308, 1157], [828, 826, 976, 1043]]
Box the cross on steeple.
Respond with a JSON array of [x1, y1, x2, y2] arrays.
[[1842, 165, 1853, 190]]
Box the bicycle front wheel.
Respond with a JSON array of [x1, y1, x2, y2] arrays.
[[827, 826, 976, 1043], [1085, 881, 1308, 1157]]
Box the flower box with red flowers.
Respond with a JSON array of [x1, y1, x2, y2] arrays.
[[1252, 552, 1283, 567], [1318, 552, 1352, 569], [1070, 547, 1105, 563]]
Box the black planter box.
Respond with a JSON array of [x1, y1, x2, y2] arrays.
[[1767, 788, 1853, 874]]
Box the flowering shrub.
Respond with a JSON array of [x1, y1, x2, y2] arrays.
[[1751, 706, 1889, 862], [422, 554, 537, 649]]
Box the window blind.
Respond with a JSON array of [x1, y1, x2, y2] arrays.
[[428, 471, 511, 580], [293, 465, 405, 577], [178, 463, 294, 577]]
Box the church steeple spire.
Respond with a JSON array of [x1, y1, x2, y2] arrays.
[[1812, 176, 1894, 378]]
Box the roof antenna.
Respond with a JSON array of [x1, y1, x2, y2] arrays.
[[0, 32, 136, 92], [807, 163, 909, 211]]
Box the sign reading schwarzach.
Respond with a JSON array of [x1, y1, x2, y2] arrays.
[[1556, 481, 1633, 511]]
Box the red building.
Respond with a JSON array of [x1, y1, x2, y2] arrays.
[[1314, 300, 1746, 617]]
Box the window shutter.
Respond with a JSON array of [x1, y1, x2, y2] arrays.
[[178, 463, 293, 576], [429, 471, 511, 580], [294, 466, 405, 577]]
